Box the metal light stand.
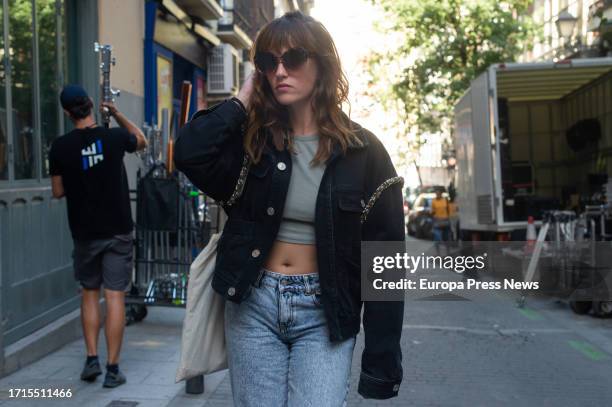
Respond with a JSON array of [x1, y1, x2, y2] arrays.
[[94, 42, 121, 127]]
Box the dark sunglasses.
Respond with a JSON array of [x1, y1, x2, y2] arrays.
[[254, 47, 315, 74]]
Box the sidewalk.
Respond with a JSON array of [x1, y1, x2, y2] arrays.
[[0, 307, 227, 407], [2, 248, 611, 406]]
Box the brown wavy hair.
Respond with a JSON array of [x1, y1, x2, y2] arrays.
[[245, 11, 363, 165]]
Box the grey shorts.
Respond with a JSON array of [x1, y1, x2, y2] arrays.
[[72, 233, 134, 291]]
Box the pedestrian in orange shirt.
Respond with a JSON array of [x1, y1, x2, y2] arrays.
[[430, 190, 451, 242]]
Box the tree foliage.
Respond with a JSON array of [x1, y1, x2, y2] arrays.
[[369, 0, 538, 137]]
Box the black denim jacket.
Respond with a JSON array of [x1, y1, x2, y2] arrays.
[[174, 100, 405, 399]]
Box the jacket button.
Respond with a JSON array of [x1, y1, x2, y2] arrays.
[[267, 207, 275, 216], [227, 287, 236, 296], [251, 249, 261, 258], [393, 384, 400, 392], [277, 162, 286, 171]]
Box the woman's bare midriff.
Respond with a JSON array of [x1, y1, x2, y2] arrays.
[[263, 240, 318, 275]]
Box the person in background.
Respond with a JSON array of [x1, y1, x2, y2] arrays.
[[448, 197, 459, 242], [447, 181, 457, 241], [430, 189, 451, 254], [49, 85, 147, 388]]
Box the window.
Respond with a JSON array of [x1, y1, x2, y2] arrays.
[[9, 0, 36, 180], [1, 0, 65, 184], [0, 1, 7, 180], [157, 54, 173, 126], [38, 0, 64, 177]]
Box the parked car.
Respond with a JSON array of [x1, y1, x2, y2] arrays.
[[406, 192, 449, 239]]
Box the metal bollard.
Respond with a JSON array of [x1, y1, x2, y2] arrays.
[[186, 375, 204, 394]]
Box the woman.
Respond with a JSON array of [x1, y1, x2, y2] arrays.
[[175, 11, 405, 406]]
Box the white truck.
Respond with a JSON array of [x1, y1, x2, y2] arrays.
[[453, 58, 612, 240]]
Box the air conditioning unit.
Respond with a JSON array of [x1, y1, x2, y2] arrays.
[[207, 44, 240, 94]]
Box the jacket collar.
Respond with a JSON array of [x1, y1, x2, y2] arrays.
[[328, 121, 369, 164], [261, 118, 370, 163]]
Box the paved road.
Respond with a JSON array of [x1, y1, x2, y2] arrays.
[[1, 239, 611, 406], [203, 281, 612, 406], [207, 240, 612, 406]]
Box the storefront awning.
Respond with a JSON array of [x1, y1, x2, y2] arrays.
[[160, 0, 221, 47], [156, 1, 222, 68]]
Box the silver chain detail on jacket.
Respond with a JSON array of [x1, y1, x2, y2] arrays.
[[360, 176, 404, 224], [218, 154, 251, 208]]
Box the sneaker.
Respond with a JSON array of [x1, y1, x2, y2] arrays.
[[103, 369, 126, 388], [80, 359, 102, 382]]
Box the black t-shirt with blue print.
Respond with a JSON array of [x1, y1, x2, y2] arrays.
[[49, 126, 138, 240]]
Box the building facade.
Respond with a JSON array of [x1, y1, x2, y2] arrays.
[[0, 0, 312, 376], [0, 0, 98, 377], [522, 0, 612, 62]]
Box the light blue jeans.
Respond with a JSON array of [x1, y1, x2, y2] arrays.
[[224, 268, 357, 407]]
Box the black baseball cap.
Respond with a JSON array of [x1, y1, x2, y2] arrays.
[[60, 84, 89, 110]]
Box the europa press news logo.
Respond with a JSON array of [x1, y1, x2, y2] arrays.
[[81, 140, 104, 170]]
